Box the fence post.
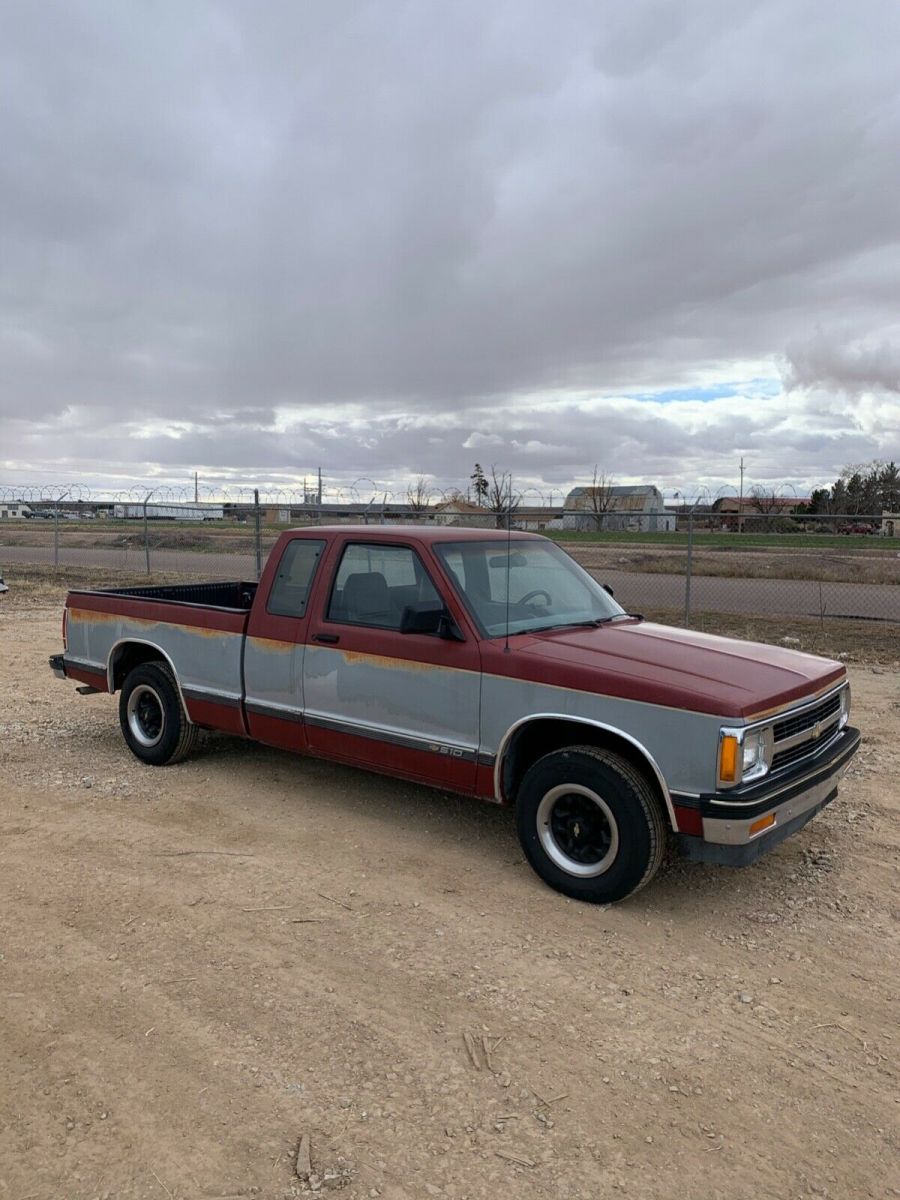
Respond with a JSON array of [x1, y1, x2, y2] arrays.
[[684, 509, 694, 627], [254, 489, 262, 579], [143, 494, 151, 575], [54, 501, 60, 568]]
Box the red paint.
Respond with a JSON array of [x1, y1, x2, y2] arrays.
[[67, 664, 108, 692], [247, 711, 308, 754], [478, 621, 844, 720], [673, 804, 704, 836], [306, 725, 478, 794], [184, 697, 246, 736], [474, 762, 497, 802], [67, 590, 247, 635]]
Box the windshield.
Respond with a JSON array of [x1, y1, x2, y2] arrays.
[[434, 538, 625, 637]]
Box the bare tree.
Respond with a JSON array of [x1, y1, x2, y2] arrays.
[[749, 485, 781, 515], [584, 467, 617, 531], [487, 465, 520, 529], [749, 485, 793, 530], [405, 476, 433, 512]]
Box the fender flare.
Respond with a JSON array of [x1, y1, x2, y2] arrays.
[[493, 712, 678, 831], [106, 638, 194, 724]]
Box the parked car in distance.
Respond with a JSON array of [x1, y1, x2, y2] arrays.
[[50, 527, 859, 903]]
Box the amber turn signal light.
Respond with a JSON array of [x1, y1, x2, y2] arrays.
[[749, 813, 776, 837], [718, 735, 739, 783]]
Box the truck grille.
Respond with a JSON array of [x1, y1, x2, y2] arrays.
[[771, 689, 844, 773]]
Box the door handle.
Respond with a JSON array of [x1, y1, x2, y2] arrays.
[[313, 633, 340, 644]]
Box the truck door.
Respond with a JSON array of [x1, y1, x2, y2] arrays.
[[243, 536, 327, 751], [302, 538, 482, 792]]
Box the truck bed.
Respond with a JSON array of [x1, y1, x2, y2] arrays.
[[71, 580, 259, 611]]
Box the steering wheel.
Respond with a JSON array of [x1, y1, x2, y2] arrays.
[[519, 588, 552, 607]]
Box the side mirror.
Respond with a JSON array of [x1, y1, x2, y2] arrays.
[[400, 603, 463, 640]]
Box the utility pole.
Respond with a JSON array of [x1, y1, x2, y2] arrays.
[[194, 471, 198, 503], [317, 466, 323, 505], [738, 456, 745, 535]]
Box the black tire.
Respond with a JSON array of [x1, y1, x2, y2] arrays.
[[118, 662, 198, 766], [516, 745, 667, 903]]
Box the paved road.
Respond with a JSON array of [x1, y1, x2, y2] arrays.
[[2, 542, 897, 621]]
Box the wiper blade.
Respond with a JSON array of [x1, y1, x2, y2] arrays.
[[509, 613, 644, 636], [512, 618, 609, 634]]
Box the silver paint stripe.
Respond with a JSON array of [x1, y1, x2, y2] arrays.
[[182, 686, 243, 709], [181, 686, 243, 700], [245, 702, 497, 764], [63, 654, 107, 673], [245, 700, 304, 724], [492, 712, 679, 830], [303, 711, 485, 763]]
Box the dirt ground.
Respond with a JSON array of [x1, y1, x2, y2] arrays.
[[1, 593, 898, 1200]]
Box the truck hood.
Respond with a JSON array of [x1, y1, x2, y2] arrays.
[[507, 620, 845, 719]]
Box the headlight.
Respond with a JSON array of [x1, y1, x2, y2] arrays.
[[718, 725, 772, 787], [839, 686, 850, 729], [741, 730, 768, 781]]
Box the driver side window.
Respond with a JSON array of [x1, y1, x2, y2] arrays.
[[328, 543, 441, 629]]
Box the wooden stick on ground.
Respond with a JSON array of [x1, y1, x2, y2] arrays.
[[495, 1150, 535, 1168], [463, 1031, 481, 1069], [295, 1133, 312, 1180]]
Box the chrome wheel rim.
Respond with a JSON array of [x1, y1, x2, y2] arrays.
[[536, 784, 619, 877], [126, 684, 166, 748]]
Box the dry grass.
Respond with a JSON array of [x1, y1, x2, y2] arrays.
[[1, 563, 194, 605], [643, 607, 899, 666], [569, 544, 900, 585]]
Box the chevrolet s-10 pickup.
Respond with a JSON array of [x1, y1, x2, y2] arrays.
[[50, 526, 860, 903]]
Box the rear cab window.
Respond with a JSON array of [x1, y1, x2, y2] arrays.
[[267, 539, 326, 617]]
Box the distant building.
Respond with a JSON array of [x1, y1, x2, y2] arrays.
[[433, 498, 495, 528], [712, 495, 810, 530], [563, 485, 671, 532], [0, 502, 31, 519]]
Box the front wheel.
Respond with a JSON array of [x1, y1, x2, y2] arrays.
[[516, 746, 667, 903], [119, 662, 198, 766]]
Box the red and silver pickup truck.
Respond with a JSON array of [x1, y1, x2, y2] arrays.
[[50, 526, 859, 903]]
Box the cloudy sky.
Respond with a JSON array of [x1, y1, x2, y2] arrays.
[[2, 0, 899, 501]]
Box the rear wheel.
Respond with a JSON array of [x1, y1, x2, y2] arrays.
[[118, 662, 198, 766], [516, 746, 667, 903]]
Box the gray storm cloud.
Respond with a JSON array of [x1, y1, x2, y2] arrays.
[[1, 0, 899, 492], [784, 333, 900, 395]]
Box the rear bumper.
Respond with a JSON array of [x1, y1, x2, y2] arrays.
[[676, 726, 860, 866], [49, 653, 108, 692]]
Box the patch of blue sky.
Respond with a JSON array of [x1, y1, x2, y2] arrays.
[[629, 379, 782, 404]]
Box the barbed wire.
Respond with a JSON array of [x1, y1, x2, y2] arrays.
[[0, 479, 886, 513], [0, 480, 546, 507]]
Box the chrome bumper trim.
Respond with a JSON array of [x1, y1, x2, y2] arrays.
[[702, 758, 850, 846]]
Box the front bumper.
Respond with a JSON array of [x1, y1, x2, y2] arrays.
[[676, 726, 860, 866]]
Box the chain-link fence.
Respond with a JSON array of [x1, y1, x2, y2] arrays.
[[565, 512, 899, 628], [1, 496, 897, 630]]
